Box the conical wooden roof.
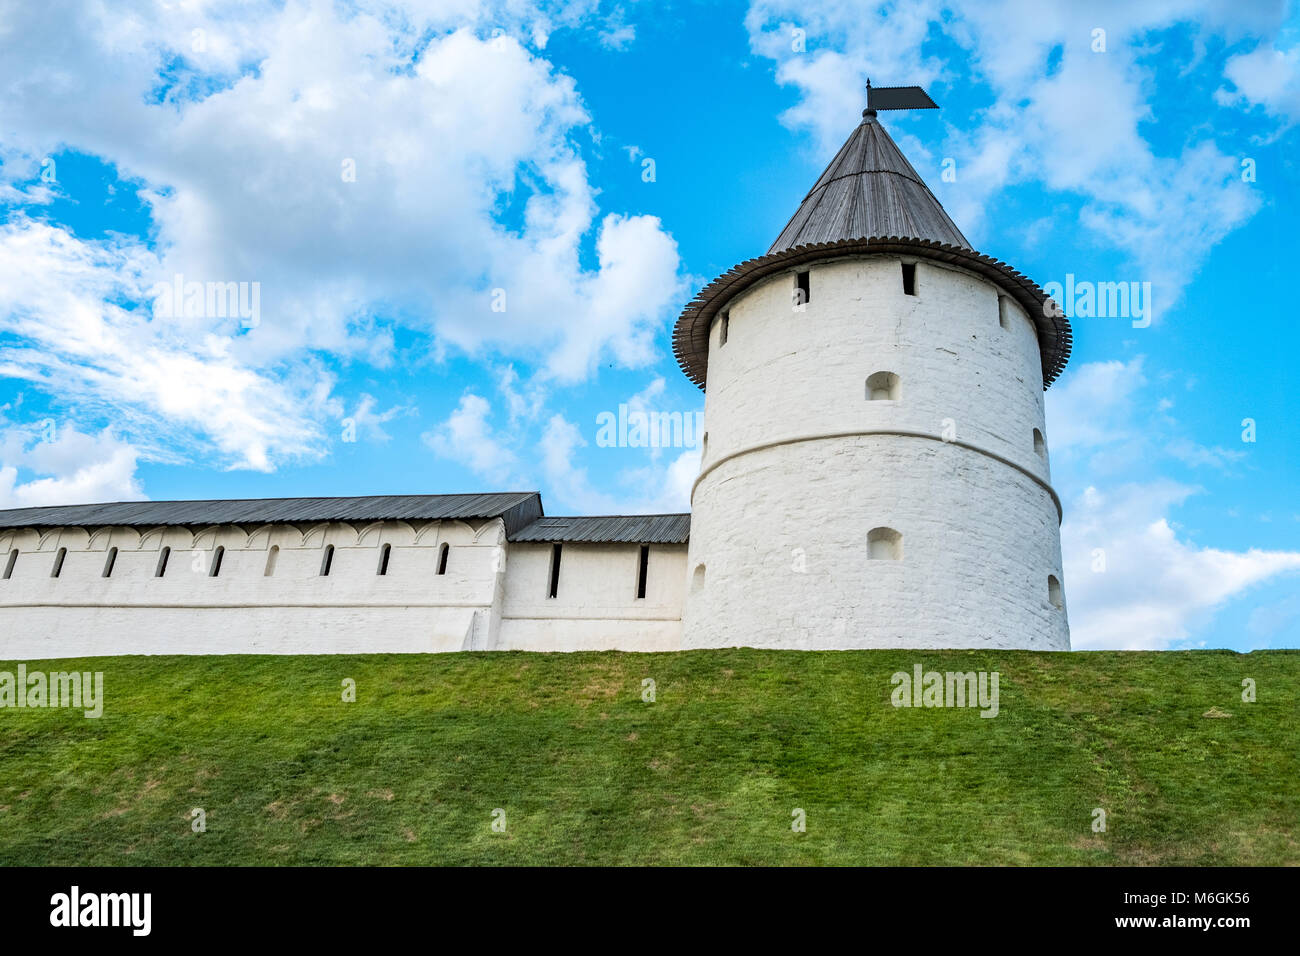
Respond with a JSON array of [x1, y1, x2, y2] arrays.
[[768, 110, 970, 253]]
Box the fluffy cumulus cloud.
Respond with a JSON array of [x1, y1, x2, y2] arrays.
[[1062, 481, 1300, 649], [422, 393, 519, 486], [1048, 358, 1300, 649], [1044, 356, 1148, 453], [744, 0, 1289, 305], [0, 0, 684, 480], [0, 218, 325, 471], [424, 374, 698, 514], [0, 423, 145, 508], [536, 411, 696, 514], [1217, 40, 1300, 125]]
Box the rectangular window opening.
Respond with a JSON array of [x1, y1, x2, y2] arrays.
[[902, 262, 917, 296], [156, 546, 171, 578], [547, 543, 562, 599], [636, 544, 649, 600], [719, 312, 729, 346], [796, 270, 810, 306]]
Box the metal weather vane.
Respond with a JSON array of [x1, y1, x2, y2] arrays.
[[865, 78, 939, 112]]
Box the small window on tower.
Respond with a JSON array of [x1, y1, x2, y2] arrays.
[[102, 547, 118, 578], [901, 262, 917, 296], [1033, 428, 1046, 459], [998, 296, 1011, 330], [1048, 574, 1064, 609], [866, 371, 901, 401], [377, 543, 391, 576], [719, 312, 729, 346], [156, 546, 171, 578], [795, 270, 811, 308], [3, 548, 17, 580], [210, 546, 225, 578], [51, 547, 67, 578], [264, 545, 279, 577], [437, 542, 449, 575], [319, 544, 334, 577]]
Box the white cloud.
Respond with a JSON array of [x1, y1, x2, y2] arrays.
[[340, 393, 411, 443], [1163, 437, 1245, 470], [531, 213, 687, 381], [423, 393, 519, 485], [538, 412, 616, 510], [623, 375, 667, 460], [626, 376, 666, 409], [0, 0, 685, 474], [615, 449, 698, 512], [421, 373, 698, 512], [599, 24, 636, 50], [495, 365, 548, 427], [0, 218, 324, 471], [0, 424, 144, 508], [1062, 481, 1300, 649], [539, 411, 695, 513], [1217, 41, 1300, 125], [1047, 357, 1300, 649], [1046, 356, 1146, 451], [745, 3, 945, 154]]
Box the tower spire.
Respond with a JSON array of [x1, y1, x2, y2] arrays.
[[766, 94, 968, 255]]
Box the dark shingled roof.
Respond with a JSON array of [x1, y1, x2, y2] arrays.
[[509, 514, 690, 544], [673, 110, 1072, 392], [768, 111, 970, 254], [0, 492, 544, 538]]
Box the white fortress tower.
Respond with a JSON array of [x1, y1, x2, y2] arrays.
[[674, 97, 1074, 650]]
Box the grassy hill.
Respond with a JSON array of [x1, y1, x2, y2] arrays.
[[0, 649, 1296, 865]]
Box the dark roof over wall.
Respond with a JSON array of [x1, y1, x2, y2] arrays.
[[0, 492, 544, 539], [0, 494, 691, 545], [509, 514, 690, 544], [673, 110, 1072, 392]]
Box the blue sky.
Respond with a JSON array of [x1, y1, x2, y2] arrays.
[[0, 0, 1297, 650]]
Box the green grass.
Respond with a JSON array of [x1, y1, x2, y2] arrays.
[[0, 650, 1296, 865]]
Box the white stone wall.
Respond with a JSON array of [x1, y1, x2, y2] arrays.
[[0, 521, 688, 656], [682, 255, 1069, 650], [0, 518, 504, 656], [497, 542, 685, 651]]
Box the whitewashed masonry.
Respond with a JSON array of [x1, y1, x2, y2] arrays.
[[0, 496, 688, 656]]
